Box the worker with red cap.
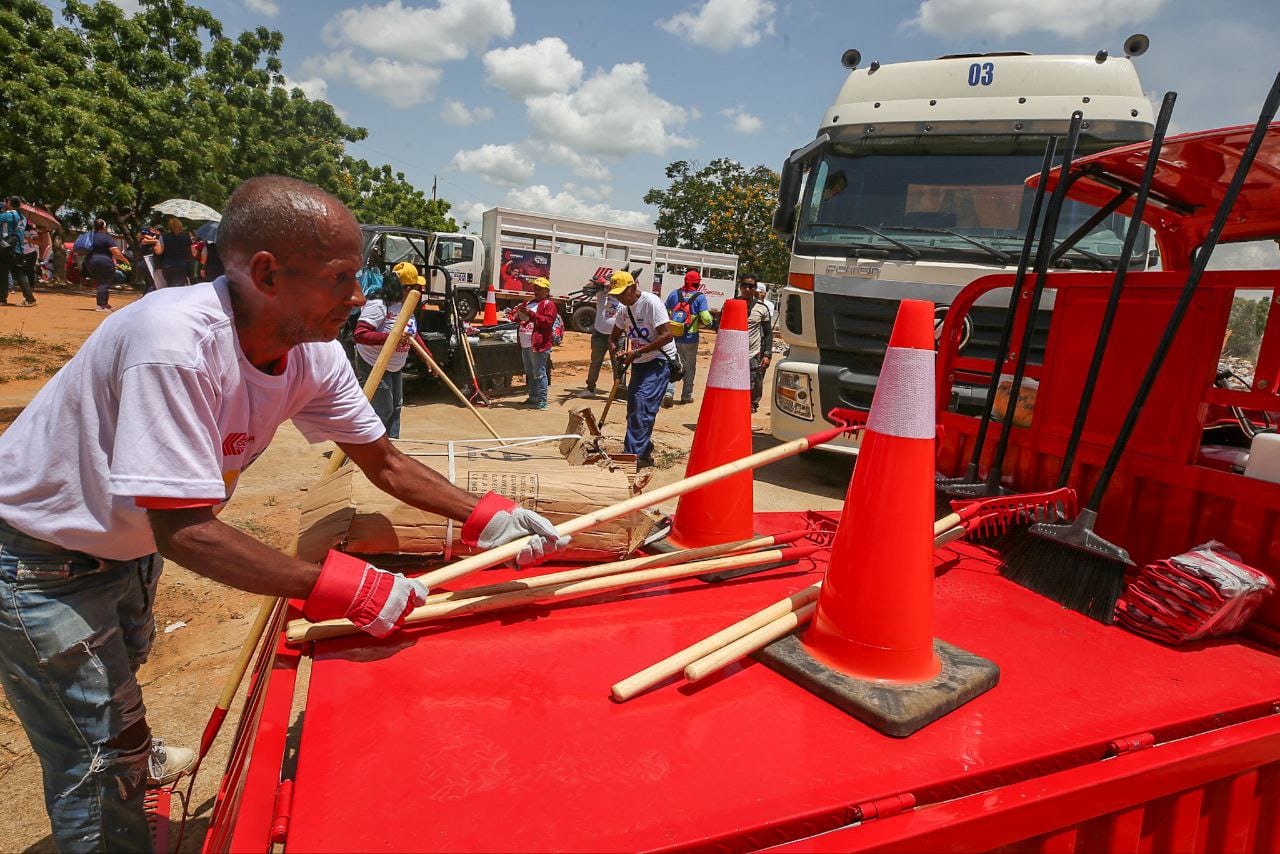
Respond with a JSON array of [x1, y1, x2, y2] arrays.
[[664, 270, 714, 407]]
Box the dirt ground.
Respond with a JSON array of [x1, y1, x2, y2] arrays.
[[0, 288, 853, 851]]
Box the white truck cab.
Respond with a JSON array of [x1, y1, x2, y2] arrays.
[[770, 45, 1156, 450]]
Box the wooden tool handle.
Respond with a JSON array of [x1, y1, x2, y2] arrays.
[[421, 533, 793, 605], [287, 545, 818, 644], [934, 512, 960, 534], [611, 583, 821, 702], [415, 434, 819, 590], [684, 602, 818, 682], [407, 336, 504, 441]]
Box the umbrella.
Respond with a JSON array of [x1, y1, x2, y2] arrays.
[[195, 221, 220, 243], [152, 198, 221, 222], [20, 204, 60, 231]]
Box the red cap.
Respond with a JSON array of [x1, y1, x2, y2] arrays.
[[888, 299, 935, 350], [684, 270, 701, 287]]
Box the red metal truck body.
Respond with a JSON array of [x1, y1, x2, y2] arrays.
[[204, 125, 1280, 852]]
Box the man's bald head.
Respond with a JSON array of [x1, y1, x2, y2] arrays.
[[219, 175, 358, 265]]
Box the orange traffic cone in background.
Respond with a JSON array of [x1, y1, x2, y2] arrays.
[[803, 298, 940, 683], [482, 281, 498, 326], [756, 298, 999, 737], [668, 299, 754, 548]]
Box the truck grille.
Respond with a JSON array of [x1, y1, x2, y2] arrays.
[[812, 293, 1051, 412]]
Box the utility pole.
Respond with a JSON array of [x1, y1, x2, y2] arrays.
[[432, 175, 437, 200]]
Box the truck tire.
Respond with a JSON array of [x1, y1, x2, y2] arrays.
[[454, 290, 480, 323], [570, 304, 596, 334]]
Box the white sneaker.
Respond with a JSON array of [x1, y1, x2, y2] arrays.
[[147, 738, 196, 785]]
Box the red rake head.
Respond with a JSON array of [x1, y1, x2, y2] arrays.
[[950, 488, 1078, 541]]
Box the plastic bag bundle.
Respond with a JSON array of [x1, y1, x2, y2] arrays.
[[1115, 541, 1274, 644]]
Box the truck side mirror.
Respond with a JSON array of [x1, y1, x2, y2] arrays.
[[772, 134, 830, 237]]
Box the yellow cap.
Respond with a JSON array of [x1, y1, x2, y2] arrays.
[[393, 261, 425, 286], [531, 276, 551, 291], [608, 270, 635, 294]]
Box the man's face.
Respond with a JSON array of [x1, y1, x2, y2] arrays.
[[738, 280, 757, 299], [617, 285, 640, 306], [270, 208, 365, 345]]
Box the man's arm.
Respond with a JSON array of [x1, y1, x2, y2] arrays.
[[758, 305, 773, 365], [149, 507, 319, 597]]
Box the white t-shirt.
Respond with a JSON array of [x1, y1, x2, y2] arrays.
[[613, 291, 676, 364], [0, 277, 385, 560], [355, 299, 416, 372], [593, 290, 620, 335]]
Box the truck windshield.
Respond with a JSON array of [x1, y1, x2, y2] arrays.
[[796, 138, 1147, 268]]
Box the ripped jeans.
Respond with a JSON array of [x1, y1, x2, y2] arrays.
[[0, 518, 161, 852]]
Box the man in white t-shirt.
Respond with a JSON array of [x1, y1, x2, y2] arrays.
[[0, 176, 568, 852], [607, 270, 676, 468], [577, 273, 622, 397]]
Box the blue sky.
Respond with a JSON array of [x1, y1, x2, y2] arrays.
[[76, 0, 1280, 232]]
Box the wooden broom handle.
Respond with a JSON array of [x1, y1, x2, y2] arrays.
[[415, 433, 828, 590], [406, 336, 503, 441], [684, 602, 818, 682]]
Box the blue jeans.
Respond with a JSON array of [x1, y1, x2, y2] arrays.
[[522, 347, 549, 405], [355, 359, 405, 439], [0, 519, 162, 852], [666, 340, 699, 401], [626, 358, 670, 460]]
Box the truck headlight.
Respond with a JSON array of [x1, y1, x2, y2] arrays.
[[774, 369, 814, 421]]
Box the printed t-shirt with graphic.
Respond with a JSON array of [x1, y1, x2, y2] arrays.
[[665, 288, 711, 344], [515, 298, 558, 352], [355, 299, 416, 371], [613, 291, 677, 364], [593, 289, 621, 335], [0, 276, 384, 561]]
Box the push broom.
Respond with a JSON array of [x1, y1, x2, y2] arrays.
[[1000, 92, 1177, 620], [950, 112, 1085, 499], [938, 136, 1057, 498], [1005, 73, 1280, 623]]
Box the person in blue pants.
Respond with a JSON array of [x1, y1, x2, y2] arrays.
[[607, 270, 675, 468]]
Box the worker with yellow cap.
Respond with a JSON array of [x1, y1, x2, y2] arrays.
[[607, 270, 676, 468], [511, 276, 559, 410]]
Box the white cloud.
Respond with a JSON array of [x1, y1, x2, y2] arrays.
[[441, 99, 495, 126], [483, 37, 584, 99], [489, 185, 653, 228], [280, 76, 329, 101], [322, 0, 515, 62], [526, 140, 610, 182], [906, 0, 1167, 38], [1208, 241, 1280, 271], [304, 50, 441, 107], [452, 144, 535, 186], [563, 182, 613, 203], [526, 63, 693, 157], [453, 200, 491, 229], [244, 0, 279, 15], [722, 106, 763, 134], [658, 0, 777, 52]]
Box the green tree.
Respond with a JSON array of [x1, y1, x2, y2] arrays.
[[336, 161, 459, 232], [644, 159, 789, 284]]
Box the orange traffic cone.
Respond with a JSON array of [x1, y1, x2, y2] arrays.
[[757, 299, 998, 737], [482, 281, 498, 326], [668, 299, 754, 548]]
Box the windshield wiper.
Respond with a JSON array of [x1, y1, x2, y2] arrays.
[[885, 226, 1012, 264], [816, 224, 921, 259], [1058, 245, 1115, 271]]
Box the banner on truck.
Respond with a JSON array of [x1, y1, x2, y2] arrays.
[[499, 248, 551, 293]]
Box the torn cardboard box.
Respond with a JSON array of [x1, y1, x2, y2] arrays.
[[298, 444, 656, 563]]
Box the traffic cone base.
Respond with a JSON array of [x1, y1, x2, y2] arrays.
[[755, 633, 999, 738]]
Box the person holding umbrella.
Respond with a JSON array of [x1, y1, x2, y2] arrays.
[[154, 216, 195, 286]]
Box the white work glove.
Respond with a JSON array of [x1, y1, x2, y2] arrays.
[[461, 491, 570, 567], [303, 550, 429, 637]]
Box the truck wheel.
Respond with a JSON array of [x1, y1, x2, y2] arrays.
[[454, 290, 479, 323], [570, 304, 596, 334]]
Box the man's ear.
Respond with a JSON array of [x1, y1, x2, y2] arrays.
[[247, 250, 278, 294]]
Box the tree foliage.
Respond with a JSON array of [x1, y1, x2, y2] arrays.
[[0, 0, 455, 260], [644, 159, 788, 284], [1224, 296, 1272, 361]]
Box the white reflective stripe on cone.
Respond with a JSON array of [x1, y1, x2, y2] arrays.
[[705, 329, 751, 391], [866, 346, 935, 440]]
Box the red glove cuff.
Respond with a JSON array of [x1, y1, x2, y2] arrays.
[[303, 550, 372, 622], [461, 491, 516, 547]]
